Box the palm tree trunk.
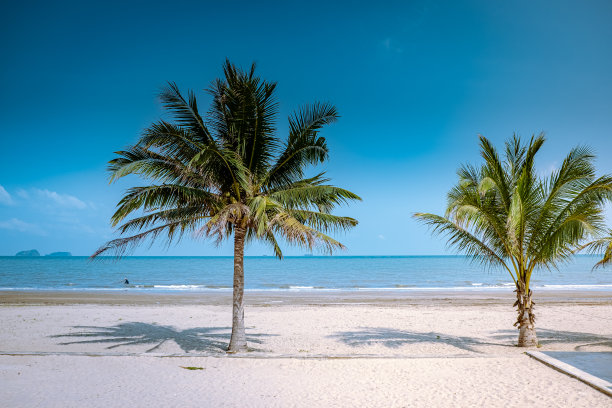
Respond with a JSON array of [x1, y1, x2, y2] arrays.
[[228, 226, 247, 352], [514, 280, 537, 347]]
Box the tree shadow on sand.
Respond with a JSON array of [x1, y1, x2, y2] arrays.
[[490, 328, 612, 350], [331, 327, 612, 353], [50, 322, 275, 353], [328, 327, 502, 353]]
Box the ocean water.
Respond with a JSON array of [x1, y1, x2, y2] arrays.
[[0, 255, 611, 292]]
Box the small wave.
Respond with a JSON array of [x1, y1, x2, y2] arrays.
[[536, 284, 612, 290], [356, 286, 516, 291], [244, 287, 341, 292], [153, 285, 207, 290]]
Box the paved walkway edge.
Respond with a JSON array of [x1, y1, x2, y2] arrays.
[[526, 351, 612, 398], [0, 351, 517, 359]]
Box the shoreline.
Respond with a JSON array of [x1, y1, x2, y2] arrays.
[[2, 289, 611, 306]]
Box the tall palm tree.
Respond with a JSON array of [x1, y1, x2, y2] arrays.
[[414, 134, 612, 346], [92, 60, 361, 352]]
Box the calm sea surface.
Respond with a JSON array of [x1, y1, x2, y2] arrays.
[[0, 255, 611, 292]]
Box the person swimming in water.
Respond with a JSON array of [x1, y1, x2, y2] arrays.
[[123, 278, 129, 285]]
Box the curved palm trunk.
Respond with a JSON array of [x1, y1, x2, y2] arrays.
[[228, 227, 248, 352], [514, 280, 537, 347]]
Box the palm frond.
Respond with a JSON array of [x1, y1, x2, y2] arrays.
[[138, 121, 204, 162], [206, 59, 280, 178], [188, 144, 250, 196], [270, 183, 361, 212], [159, 82, 212, 144], [526, 145, 596, 255], [114, 207, 210, 235], [91, 219, 196, 259], [479, 135, 511, 210], [286, 209, 358, 233], [108, 146, 205, 187], [268, 211, 346, 254], [111, 185, 220, 226], [530, 175, 612, 265], [581, 234, 612, 269], [264, 102, 337, 189], [414, 212, 511, 273]]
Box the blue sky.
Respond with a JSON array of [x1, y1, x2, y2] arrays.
[[1, 0, 611, 256]]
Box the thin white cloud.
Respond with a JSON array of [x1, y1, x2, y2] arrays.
[[34, 189, 88, 210], [378, 234, 386, 240], [0, 218, 46, 236], [16, 189, 29, 199], [55, 216, 97, 235], [381, 37, 403, 54], [0, 185, 14, 205]]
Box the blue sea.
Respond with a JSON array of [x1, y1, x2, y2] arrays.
[[0, 255, 611, 292]]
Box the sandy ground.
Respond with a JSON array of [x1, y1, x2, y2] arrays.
[[1, 290, 611, 407]]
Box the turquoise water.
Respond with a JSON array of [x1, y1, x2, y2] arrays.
[[0, 255, 611, 292]]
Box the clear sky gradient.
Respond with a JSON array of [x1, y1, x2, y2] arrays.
[[1, 0, 611, 256]]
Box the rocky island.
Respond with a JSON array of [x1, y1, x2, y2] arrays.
[[15, 249, 40, 257], [45, 252, 72, 257]]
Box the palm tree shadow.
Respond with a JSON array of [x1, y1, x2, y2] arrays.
[[491, 328, 612, 350], [329, 327, 503, 353], [51, 322, 275, 353]]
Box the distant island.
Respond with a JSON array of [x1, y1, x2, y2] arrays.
[[14, 250, 72, 257], [46, 252, 72, 257], [15, 249, 41, 257]]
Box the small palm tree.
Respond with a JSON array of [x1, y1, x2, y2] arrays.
[[92, 60, 361, 352], [415, 134, 612, 346]]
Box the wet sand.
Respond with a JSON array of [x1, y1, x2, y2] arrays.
[[2, 289, 611, 306]]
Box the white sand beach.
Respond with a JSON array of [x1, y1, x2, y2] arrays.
[[1, 290, 611, 407], [3, 1, 612, 407]]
